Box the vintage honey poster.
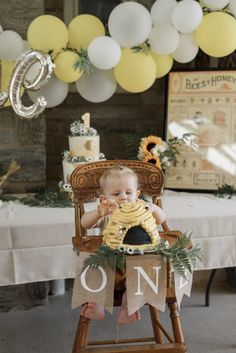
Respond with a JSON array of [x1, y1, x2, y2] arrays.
[[165, 70, 236, 190]]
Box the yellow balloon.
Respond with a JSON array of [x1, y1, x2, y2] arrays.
[[68, 15, 105, 50], [54, 51, 83, 83], [0, 60, 24, 107], [151, 52, 173, 78], [27, 15, 68, 53], [114, 49, 156, 93], [195, 12, 236, 58]]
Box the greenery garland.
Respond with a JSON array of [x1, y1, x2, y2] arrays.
[[82, 233, 202, 279], [132, 40, 150, 55], [0, 185, 73, 208], [65, 47, 94, 74], [215, 184, 236, 199]]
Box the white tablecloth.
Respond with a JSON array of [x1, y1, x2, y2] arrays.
[[162, 191, 236, 271], [0, 191, 236, 285], [0, 202, 76, 286]]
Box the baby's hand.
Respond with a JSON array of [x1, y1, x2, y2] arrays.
[[98, 199, 118, 217], [146, 202, 152, 212]]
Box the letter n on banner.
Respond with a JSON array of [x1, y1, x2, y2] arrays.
[[71, 252, 115, 313], [126, 255, 166, 316]]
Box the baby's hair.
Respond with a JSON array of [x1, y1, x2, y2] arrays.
[[99, 166, 139, 191]]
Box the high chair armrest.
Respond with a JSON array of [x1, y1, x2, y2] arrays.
[[72, 235, 103, 254], [160, 230, 192, 249]]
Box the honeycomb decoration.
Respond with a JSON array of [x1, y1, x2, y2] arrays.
[[102, 199, 160, 253]]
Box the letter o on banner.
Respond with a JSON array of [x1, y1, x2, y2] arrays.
[[80, 266, 107, 293]]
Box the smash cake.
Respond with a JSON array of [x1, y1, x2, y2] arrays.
[[102, 199, 161, 253], [61, 113, 105, 191]]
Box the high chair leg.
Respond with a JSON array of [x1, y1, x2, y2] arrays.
[[168, 302, 185, 344], [149, 306, 163, 343], [72, 315, 90, 353]]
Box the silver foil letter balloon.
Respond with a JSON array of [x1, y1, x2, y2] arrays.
[[8, 50, 55, 119], [0, 90, 8, 106]]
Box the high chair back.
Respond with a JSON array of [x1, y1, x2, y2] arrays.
[[70, 160, 186, 353]]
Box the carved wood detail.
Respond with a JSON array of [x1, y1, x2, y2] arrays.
[[70, 160, 164, 204]]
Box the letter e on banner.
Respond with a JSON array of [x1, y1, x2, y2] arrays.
[[179, 276, 188, 290], [174, 270, 193, 309]]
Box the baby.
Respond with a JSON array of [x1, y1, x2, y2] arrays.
[[80, 166, 165, 325]]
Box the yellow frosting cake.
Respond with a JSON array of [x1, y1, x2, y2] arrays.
[[102, 199, 160, 252]]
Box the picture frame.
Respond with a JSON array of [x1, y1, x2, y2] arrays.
[[164, 69, 236, 191]]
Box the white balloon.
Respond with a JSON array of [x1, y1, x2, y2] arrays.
[[88, 36, 121, 70], [172, 33, 199, 63], [171, 0, 203, 34], [202, 0, 229, 10], [108, 2, 152, 48], [75, 68, 117, 103], [14, 40, 31, 62], [0, 30, 24, 60], [22, 40, 30, 51], [151, 0, 177, 26], [13, 41, 33, 65], [28, 74, 69, 108], [149, 24, 179, 55], [229, 0, 236, 16]]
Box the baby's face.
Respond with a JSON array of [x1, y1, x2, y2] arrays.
[[103, 174, 139, 205]]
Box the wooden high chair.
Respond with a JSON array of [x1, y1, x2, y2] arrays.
[[70, 160, 187, 353]]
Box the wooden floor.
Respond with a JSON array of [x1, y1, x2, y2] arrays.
[[0, 270, 236, 353]]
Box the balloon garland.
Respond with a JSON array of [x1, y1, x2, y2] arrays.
[[1, 0, 236, 118]]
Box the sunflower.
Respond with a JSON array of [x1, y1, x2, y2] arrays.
[[139, 135, 163, 155], [143, 152, 161, 168]]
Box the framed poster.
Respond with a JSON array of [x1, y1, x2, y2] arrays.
[[165, 70, 236, 191]]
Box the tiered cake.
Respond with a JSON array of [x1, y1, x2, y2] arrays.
[[61, 113, 105, 191]]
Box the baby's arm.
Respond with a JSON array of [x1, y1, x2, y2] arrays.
[[81, 199, 117, 229], [81, 208, 101, 229], [148, 203, 166, 225]]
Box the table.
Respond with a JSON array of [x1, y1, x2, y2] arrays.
[[0, 191, 236, 286], [162, 190, 236, 271], [0, 202, 77, 286], [163, 191, 236, 306]]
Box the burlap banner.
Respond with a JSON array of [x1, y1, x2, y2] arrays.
[[174, 270, 193, 309], [71, 252, 115, 313], [126, 254, 166, 316], [71, 253, 192, 316]]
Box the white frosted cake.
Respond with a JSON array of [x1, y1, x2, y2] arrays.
[[61, 113, 105, 191]]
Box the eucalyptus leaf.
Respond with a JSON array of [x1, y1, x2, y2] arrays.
[[82, 233, 202, 279], [0, 185, 73, 208]]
